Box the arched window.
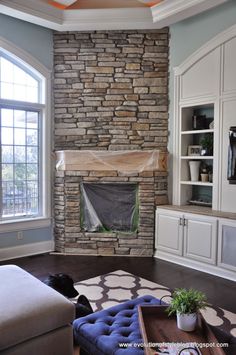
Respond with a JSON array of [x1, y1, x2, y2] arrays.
[[0, 50, 48, 222]]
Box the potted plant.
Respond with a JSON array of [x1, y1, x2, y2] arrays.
[[167, 288, 208, 332], [200, 134, 213, 156], [200, 162, 209, 182]]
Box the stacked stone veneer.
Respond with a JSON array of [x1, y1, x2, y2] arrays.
[[53, 29, 169, 256], [54, 170, 168, 256]]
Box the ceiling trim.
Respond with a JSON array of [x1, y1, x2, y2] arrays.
[[0, 0, 62, 27], [0, 0, 159, 31], [62, 8, 159, 31], [0, 0, 231, 31], [151, 0, 229, 27]]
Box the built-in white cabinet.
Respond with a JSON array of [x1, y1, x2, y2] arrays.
[[155, 207, 236, 281], [223, 36, 236, 94], [220, 99, 236, 213], [183, 213, 217, 265], [173, 25, 236, 213], [181, 47, 220, 100], [218, 219, 236, 272], [155, 210, 183, 255], [161, 25, 236, 282], [155, 208, 217, 265], [178, 104, 215, 207]]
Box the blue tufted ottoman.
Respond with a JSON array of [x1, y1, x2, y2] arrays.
[[73, 295, 160, 355]]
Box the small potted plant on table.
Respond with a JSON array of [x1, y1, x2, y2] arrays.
[[167, 288, 208, 332]]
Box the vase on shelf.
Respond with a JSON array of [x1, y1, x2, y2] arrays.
[[200, 173, 209, 182], [189, 161, 201, 181]]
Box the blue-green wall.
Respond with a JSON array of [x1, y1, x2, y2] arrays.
[[1, 2, 236, 250], [0, 227, 53, 248], [0, 14, 53, 253], [0, 14, 53, 70], [168, 0, 236, 200]]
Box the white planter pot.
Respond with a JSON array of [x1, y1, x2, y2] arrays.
[[189, 161, 201, 181], [177, 312, 197, 332]]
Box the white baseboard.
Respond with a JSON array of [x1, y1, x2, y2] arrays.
[[0, 240, 55, 261], [154, 250, 236, 282]]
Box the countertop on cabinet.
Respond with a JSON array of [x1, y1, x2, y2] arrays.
[[157, 205, 236, 220]]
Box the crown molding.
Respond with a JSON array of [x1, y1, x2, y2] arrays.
[[0, 0, 158, 31], [0, 0, 230, 31], [0, 0, 62, 28], [62, 8, 158, 31], [151, 0, 229, 27]]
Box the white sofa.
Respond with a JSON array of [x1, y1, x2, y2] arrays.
[[0, 265, 75, 355]]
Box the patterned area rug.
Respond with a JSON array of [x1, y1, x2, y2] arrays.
[[74, 269, 236, 337]]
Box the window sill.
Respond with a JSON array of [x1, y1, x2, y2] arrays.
[[0, 217, 52, 233]]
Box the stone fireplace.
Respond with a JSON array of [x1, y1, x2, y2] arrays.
[[53, 29, 169, 256], [54, 150, 167, 256]]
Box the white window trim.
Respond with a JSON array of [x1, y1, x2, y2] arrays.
[[0, 36, 52, 230]]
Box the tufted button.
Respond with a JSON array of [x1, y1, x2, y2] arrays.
[[144, 297, 152, 302], [122, 322, 131, 327], [109, 312, 116, 317], [121, 331, 131, 337]]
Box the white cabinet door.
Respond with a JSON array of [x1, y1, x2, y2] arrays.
[[223, 37, 236, 94], [220, 100, 236, 213], [184, 214, 217, 264], [155, 209, 183, 256], [218, 219, 236, 272], [181, 47, 220, 100]]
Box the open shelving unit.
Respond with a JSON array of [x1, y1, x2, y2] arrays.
[[179, 104, 214, 207]]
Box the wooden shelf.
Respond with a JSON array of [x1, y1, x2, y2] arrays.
[[181, 129, 214, 135], [180, 181, 213, 186], [181, 156, 213, 160]]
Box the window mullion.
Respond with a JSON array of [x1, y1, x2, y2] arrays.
[[0, 98, 44, 111]]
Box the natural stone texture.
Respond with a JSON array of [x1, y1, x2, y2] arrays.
[[98, 247, 115, 255], [155, 194, 169, 205], [53, 30, 169, 151], [53, 29, 169, 257]]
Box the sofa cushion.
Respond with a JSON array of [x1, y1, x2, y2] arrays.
[[0, 265, 75, 351]]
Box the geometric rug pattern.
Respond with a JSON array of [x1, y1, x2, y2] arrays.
[[74, 270, 236, 337]]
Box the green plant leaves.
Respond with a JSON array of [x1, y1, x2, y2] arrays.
[[167, 288, 208, 316]]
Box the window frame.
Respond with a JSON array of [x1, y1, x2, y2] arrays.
[[0, 37, 51, 231]]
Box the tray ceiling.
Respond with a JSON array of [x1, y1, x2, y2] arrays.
[[45, 0, 158, 9], [0, 0, 228, 31]]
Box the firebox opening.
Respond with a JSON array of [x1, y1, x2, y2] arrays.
[[81, 183, 139, 232]]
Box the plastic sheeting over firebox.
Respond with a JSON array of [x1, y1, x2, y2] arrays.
[[55, 150, 167, 172], [81, 183, 139, 232]]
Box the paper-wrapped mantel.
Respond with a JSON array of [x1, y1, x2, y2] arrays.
[[55, 150, 167, 173]]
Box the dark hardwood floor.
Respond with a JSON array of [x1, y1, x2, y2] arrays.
[[1, 253, 235, 313]]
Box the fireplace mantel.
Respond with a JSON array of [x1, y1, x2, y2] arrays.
[[55, 150, 167, 172]]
